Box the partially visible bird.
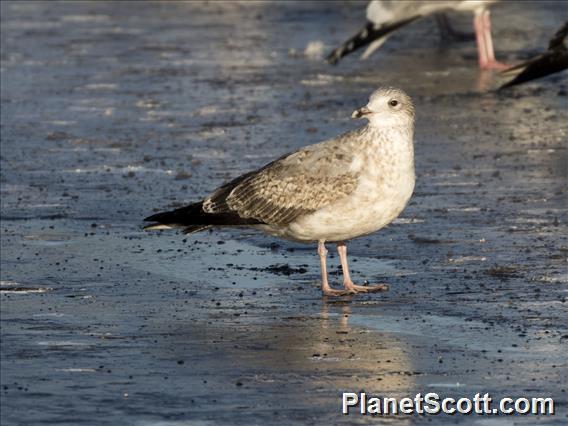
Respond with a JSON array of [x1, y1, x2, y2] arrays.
[[499, 22, 568, 89], [144, 87, 416, 297], [327, 0, 508, 70]]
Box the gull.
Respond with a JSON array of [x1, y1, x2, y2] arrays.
[[499, 22, 567, 89], [144, 87, 415, 297], [327, 0, 507, 70]]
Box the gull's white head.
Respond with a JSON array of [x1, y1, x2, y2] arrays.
[[352, 87, 414, 128]]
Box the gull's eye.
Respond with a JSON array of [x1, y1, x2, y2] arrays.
[[389, 99, 399, 107]]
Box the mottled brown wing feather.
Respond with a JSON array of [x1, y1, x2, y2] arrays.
[[203, 129, 363, 225], [227, 170, 357, 225]]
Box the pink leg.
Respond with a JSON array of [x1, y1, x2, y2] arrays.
[[318, 241, 350, 297], [474, 11, 488, 67], [336, 242, 389, 294], [474, 9, 508, 70]]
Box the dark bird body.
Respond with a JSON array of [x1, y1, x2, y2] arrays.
[[500, 22, 568, 89]]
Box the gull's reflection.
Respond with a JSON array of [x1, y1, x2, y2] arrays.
[[312, 300, 415, 395], [319, 299, 350, 331], [143, 293, 418, 424], [158, 297, 415, 387], [475, 69, 497, 92]]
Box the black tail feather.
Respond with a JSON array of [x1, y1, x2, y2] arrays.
[[144, 202, 202, 225], [327, 16, 420, 65], [143, 201, 264, 232]]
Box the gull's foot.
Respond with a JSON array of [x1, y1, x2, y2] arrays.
[[344, 283, 389, 294], [322, 287, 353, 297], [480, 60, 510, 71]]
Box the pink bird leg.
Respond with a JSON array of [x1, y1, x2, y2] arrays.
[[474, 9, 508, 71]]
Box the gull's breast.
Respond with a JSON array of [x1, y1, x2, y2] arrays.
[[280, 159, 415, 242]]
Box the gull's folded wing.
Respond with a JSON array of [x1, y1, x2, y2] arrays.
[[203, 130, 362, 225]]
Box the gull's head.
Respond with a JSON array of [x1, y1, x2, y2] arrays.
[[352, 87, 414, 128]]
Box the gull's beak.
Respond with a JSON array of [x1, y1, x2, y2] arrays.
[[351, 106, 371, 119]]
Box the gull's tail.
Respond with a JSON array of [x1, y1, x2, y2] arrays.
[[143, 202, 261, 234], [326, 16, 420, 65]]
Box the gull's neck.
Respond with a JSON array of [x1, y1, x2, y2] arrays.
[[349, 122, 415, 177], [364, 122, 414, 143]]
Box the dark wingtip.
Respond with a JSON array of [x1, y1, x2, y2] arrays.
[[325, 17, 420, 66], [143, 212, 161, 222], [326, 51, 341, 65], [497, 81, 515, 91]]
